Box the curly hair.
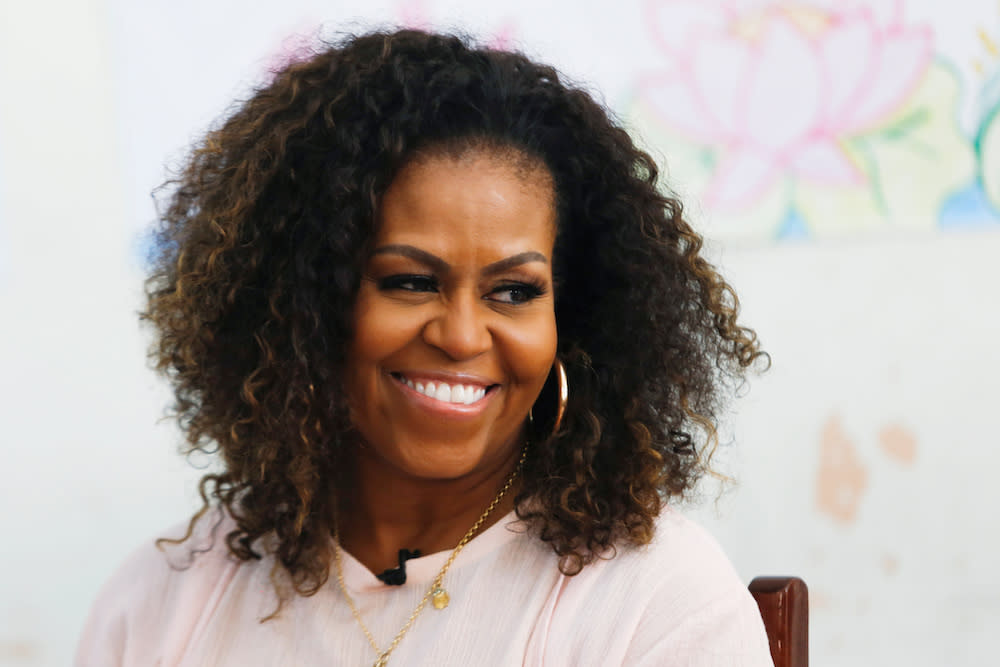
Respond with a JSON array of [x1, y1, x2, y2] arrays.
[[145, 28, 766, 605]]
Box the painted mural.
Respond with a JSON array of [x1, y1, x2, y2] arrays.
[[629, 0, 1000, 241]]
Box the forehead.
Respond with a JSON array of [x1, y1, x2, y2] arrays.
[[374, 150, 557, 259]]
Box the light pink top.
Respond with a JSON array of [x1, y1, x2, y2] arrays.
[[76, 508, 772, 666]]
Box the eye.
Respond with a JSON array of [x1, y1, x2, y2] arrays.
[[487, 282, 545, 305], [378, 274, 438, 293]]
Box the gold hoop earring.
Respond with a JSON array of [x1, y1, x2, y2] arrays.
[[552, 359, 569, 437]]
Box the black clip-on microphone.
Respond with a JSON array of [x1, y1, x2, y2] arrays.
[[376, 549, 422, 585]]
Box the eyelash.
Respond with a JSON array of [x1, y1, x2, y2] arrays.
[[377, 274, 547, 304]]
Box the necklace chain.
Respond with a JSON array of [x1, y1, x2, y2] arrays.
[[333, 447, 527, 667]]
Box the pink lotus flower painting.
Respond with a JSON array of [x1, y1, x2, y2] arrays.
[[632, 0, 978, 241]]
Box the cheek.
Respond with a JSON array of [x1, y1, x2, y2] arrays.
[[502, 312, 558, 389], [349, 289, 416, 363], [346, 290, 406, 403]]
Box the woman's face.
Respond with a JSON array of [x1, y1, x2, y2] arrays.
[[345, 149, 558, 483]]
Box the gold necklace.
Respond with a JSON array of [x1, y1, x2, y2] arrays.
[[333, 448, 526, 667]]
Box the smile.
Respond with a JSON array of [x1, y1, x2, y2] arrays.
[[390, 373, 496, 406]]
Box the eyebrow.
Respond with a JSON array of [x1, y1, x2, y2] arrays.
[[371, 244, 548, 276]]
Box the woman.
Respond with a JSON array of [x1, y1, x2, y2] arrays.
[[78, 29, 771, 666]]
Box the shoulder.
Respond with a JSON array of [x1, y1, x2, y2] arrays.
[[564, 507, 755, 613], [633, 506, 750, 599], [619, 508, 772, 665], [543, 507, 771, 666], [74, 509, 246, 666], [556, 507, 749, 598]]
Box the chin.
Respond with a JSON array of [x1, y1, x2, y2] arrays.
[[369, 431, 515, 483]]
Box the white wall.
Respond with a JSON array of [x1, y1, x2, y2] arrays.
[[1, 1, 997, 664]]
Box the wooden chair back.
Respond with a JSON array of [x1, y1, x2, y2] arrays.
[[749, 576, 808, 667]]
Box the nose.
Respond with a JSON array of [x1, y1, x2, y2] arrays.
[[422, 293, 492, 361]]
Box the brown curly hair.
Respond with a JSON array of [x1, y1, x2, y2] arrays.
[[145, 28, 766, 604]]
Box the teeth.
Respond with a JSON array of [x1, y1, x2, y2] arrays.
[[402, 377, 488, 405]]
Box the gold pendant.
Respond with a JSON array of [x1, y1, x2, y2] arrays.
[[431, 587, 450, 609]]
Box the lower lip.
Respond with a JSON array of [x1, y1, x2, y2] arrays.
[[390, 375, 497, 419]]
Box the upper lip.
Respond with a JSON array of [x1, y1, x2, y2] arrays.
[[390, 370, 499, 389]]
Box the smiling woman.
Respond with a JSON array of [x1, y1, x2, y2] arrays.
[[76, 29, 771, 666]]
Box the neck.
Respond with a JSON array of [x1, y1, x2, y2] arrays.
[[335, 443, 523, 576]]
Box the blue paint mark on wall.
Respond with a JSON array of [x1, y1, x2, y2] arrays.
[[939, 182, 1000, 229], [132, 226, 178, 273], [775, 206, 811, 241]]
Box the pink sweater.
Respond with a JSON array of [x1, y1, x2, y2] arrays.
[[76, 507, 772, 666]]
